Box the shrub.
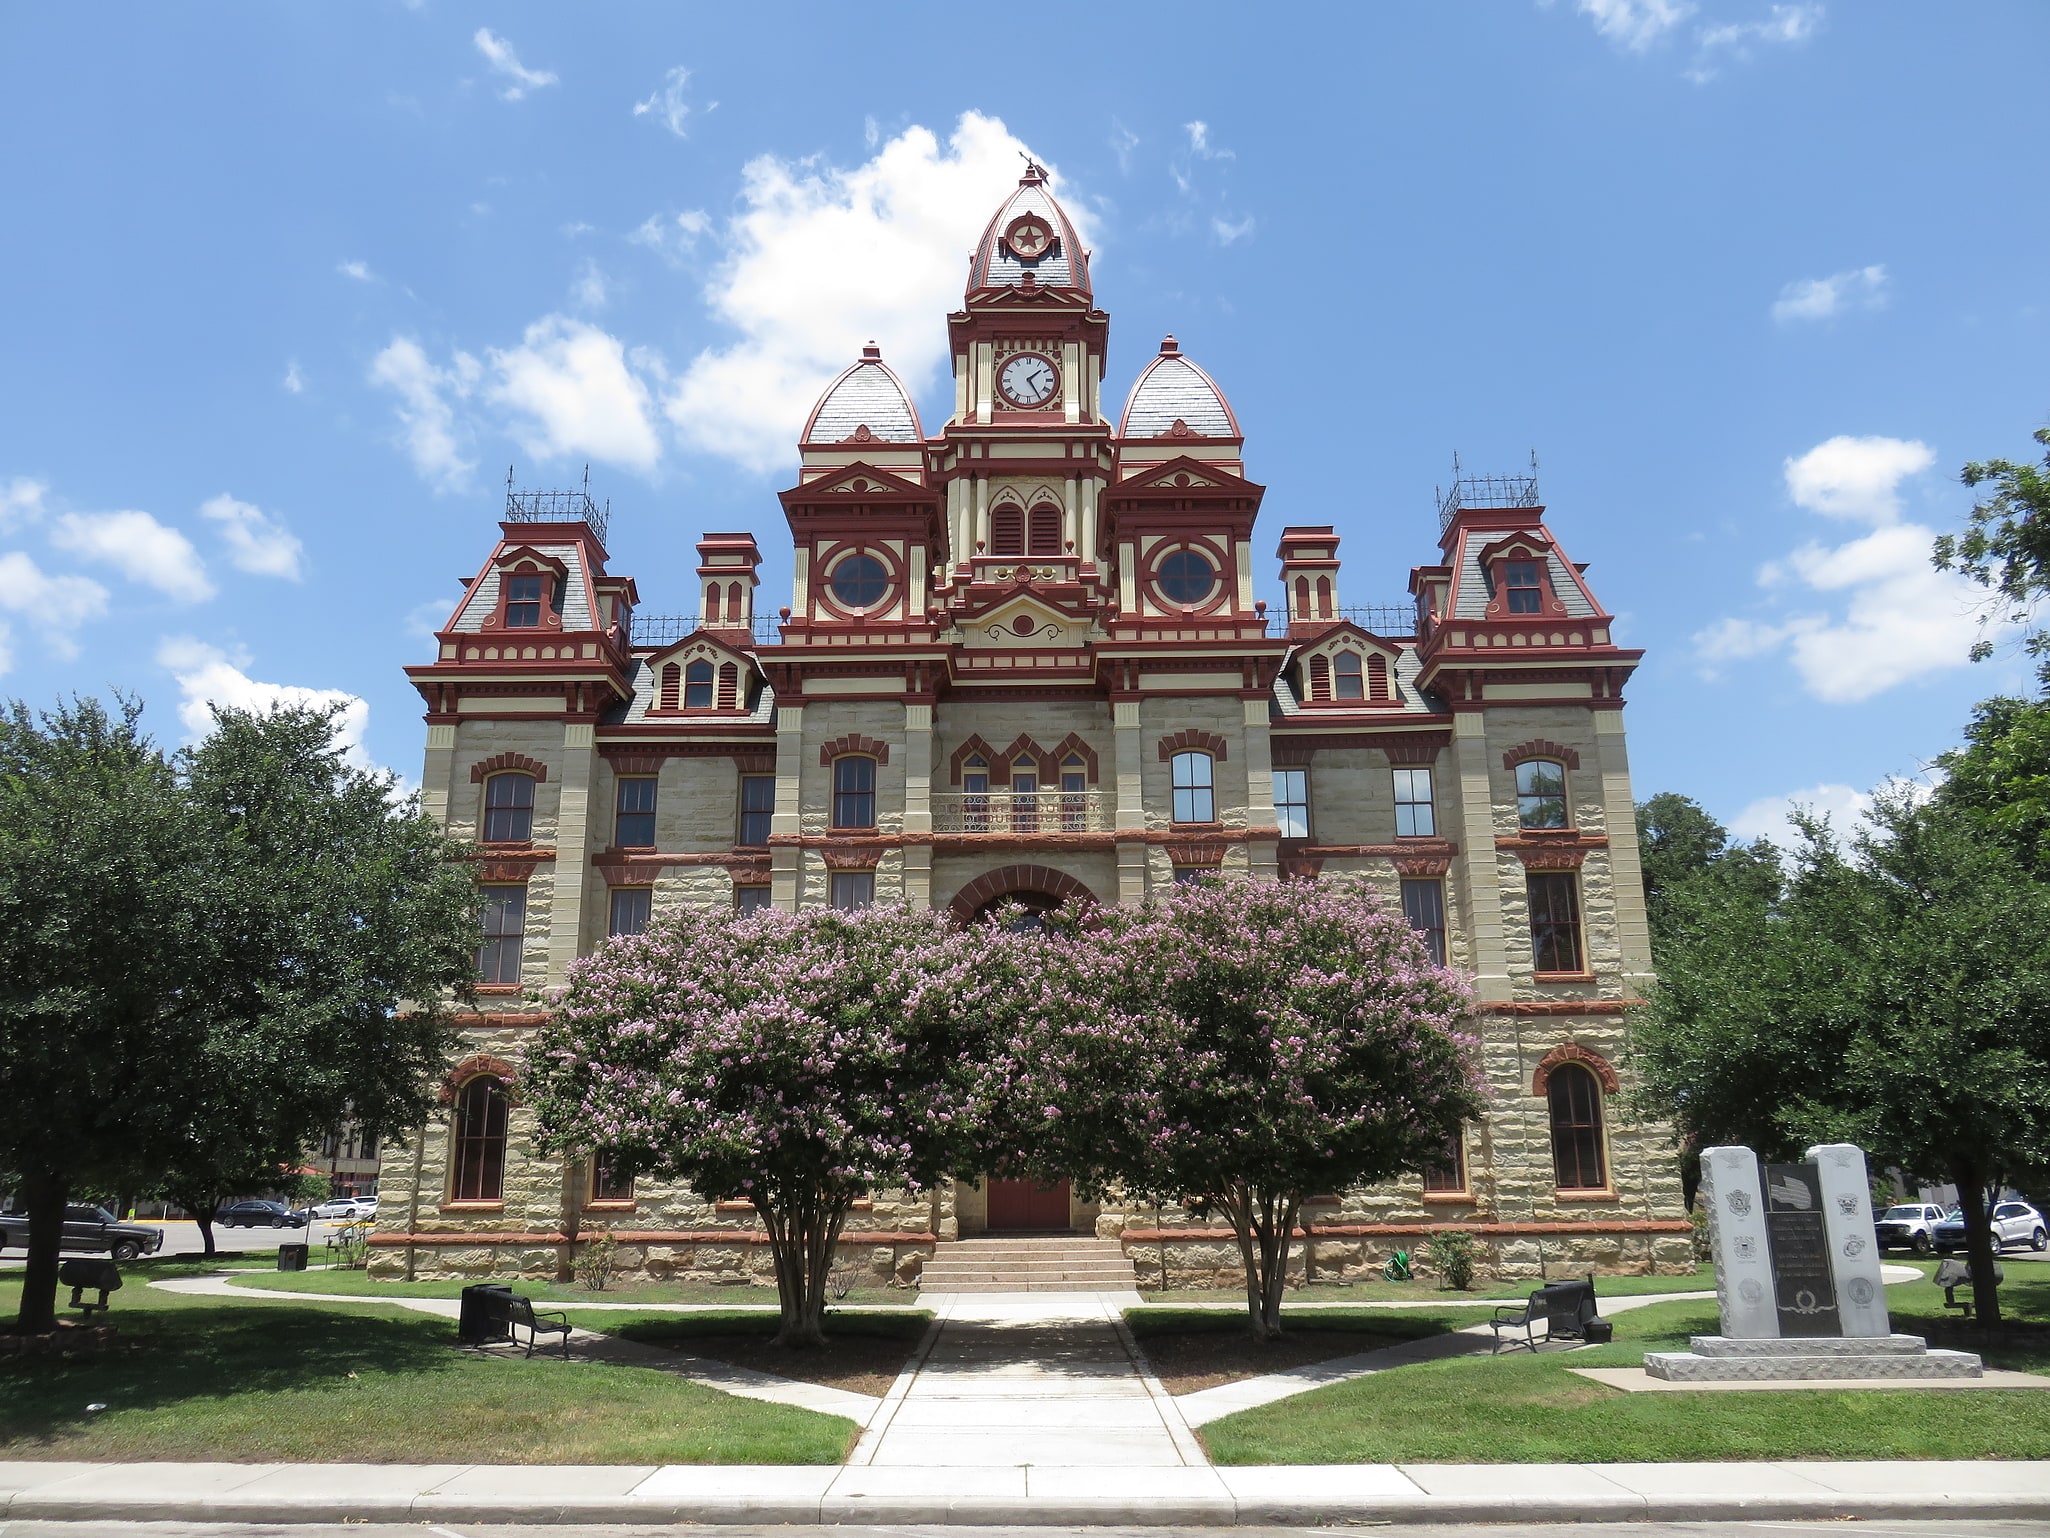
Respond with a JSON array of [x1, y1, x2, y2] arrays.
[[576, 1228, 619, 1292], [1428, 1228, 1479, 1290]]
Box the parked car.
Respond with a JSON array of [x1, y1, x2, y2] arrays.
[[0, 1204, 165, 1262], [1933, 1200, 2047, 1254], [309, 1198, 362, 1219], [1874, 1202, 1949, 1255], [217, 1200, 308, 1229]]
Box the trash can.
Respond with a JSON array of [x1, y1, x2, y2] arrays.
[[1583, 1317, 1614, 1345], [459, 1283, 515, 1345], [276, 1243, 309, 1272]]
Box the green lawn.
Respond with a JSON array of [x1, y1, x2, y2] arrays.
[[227, 1267, 917, 1308], [1142, 1262, 1717, 1306], [1126, 1304, 1494, 1341], [1199, 1264, 2050, 1465], [2, 1268, 854, 1464]]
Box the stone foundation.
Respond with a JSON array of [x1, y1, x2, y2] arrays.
[[1645, 1334, 1983, 1382], [1115, 1225, 1696, 1290], [366, 1232, 935, 1286]]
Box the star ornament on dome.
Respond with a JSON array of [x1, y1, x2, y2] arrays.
[[1003, 214, 1053, 260]]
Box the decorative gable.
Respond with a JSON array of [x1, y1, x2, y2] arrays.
[[642, 629, 757, 716]]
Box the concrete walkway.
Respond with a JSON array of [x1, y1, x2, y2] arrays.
[[2, 1457, 2047, 1525]]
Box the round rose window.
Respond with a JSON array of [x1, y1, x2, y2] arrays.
[[1158, 549, 1217, 605], [829, 553, 888, 608]]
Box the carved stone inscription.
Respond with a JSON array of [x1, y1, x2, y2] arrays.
[[1764, 1162, 1842, 1338]]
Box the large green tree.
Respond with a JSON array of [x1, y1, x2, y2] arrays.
[[1936, 694, 2050, 878], [1633, 791, 2050, 1325], [1635, 792, 1779, 958], [1934, 423, 2050, 682], [0, 699, 479, 1331]]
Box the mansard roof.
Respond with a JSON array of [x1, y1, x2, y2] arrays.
[[966, 164, 1091, 299], [1119, 338, 1240, 439], [800, 345, 923, 445]]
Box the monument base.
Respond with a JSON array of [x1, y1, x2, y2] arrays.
[[1644, 1334, 1983, 1382]]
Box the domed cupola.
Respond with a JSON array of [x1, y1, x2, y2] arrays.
[[801, 343, 924, 447], [1119, 335, 1240, 441], [966, 162, 1091, 299]]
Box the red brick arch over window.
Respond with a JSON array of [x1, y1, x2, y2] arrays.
[[470, 753, 548, 783], [439, 1054, 523, 1106], [1531, 1041, 1620, 1098], [948, 865, 1101, 922], [1158, 729, 1228, 762], [819, 734, 890, 767], [1503, 739, 1580, 771]]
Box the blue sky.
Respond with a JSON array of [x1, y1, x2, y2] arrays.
[[1, 2, 2044, 838]]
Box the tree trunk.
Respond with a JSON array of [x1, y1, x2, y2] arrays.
[[760, 1182, 853, 1348], [1218, 1182, 1301, 1341], [13, 1171, 68, 1335], [170, 1187, 221, 1257], [1952, 1162, 2004, 1329]]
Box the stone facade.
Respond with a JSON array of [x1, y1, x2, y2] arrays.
[[381, 166, 1688, 1287]]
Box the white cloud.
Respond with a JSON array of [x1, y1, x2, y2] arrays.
[[405, 595, 455, 638], [473, 27, 557, 102], [0, 550, 110, 663], [632, 65, 694, 136], [570, 258, 608, 311], [337, 259, 374, 283], [1109, 120, 1140, 175], [629, 208, 712, 266], [368, 337, 481, 492], [1212, 214, 1256, 245], [1772, 263, 1887, 324], [283, 360, 305, 394], [199, 494, 305, 581], [0, 477, 47, 532], [664, 112, 1068, 474], [1694, 434, 1980, 702], [50, 510, 214, 603], [1729, 781, 1873, 844], [1783, 434, 1933, 523], [157, 636, 377, 774], [1576, 0, 1695, 51], [487, 315, 662, 473], [1183, 121, 1232, 160], [1690, 2, 1822, 78]]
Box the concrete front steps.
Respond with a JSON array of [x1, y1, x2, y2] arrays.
[[918, 1234, 1139, 1293]]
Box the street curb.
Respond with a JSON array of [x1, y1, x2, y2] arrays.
[[8, 1490, 2050, 1525]]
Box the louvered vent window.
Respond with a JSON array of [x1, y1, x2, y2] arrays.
[[1028, 505, 1062, 555], [991, 506, 1025, 556]]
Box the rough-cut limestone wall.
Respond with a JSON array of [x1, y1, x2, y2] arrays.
[[1138, 695, 1250, 832], [373, 1235, 937, 1287], [931, 852, 1120, 913], [799, 700, 907, 836], [446, 721, 565, 846], [1117, 1228, 1696, 1290]]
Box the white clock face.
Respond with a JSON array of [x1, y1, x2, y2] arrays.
[[999, 353, 1058, 408]]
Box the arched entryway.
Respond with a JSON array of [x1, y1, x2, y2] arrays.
[[947, 864, 1099, 924]]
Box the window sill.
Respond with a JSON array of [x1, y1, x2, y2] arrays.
[[1533, 971, 1597, 983], [1512, 827, 1580, 839], [438, 1202, 505, 1214], [583, 1202, 637, 1214], [1421, 1190, 1474, 1204], [1169, 821, 1225, 832], [1553, 1189, 1619, 1202], [474, 984, 524, 996]]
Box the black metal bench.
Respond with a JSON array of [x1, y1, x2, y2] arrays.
[[480, 1289, 574, 1359], [58, 1258, 123, 1319], [1934, 1256, 2003, 1320], [1491, 1277, 1599, 1354]]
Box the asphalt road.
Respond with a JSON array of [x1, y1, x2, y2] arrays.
[[1, 1522, 2046, 1538], [0, 1218, 364, 1268]]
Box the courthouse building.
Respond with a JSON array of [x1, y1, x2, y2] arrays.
[[370, 168, 1691, 1286]]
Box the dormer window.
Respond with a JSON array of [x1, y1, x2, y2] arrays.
[[1505, 559, 1544, 614], [505, 574, 549, 627], [1334, 652, 1365, 700], [683, 660, 714, 708]]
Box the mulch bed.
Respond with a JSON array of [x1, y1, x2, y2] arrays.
[[1136, 1326, 1409, 1396], [634, 1328, 921, 1396]]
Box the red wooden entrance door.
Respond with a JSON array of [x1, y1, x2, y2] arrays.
[[985, 1177, 1072, 1231]]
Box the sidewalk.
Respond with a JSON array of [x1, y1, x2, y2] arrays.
[[2, 1456, 2046, 1524]]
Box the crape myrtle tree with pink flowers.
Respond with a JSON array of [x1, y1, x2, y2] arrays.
[[1005, 879, 1482, 1340], [525, 903, 1027, 1348]]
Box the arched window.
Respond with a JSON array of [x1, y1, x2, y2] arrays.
[[482, 773, 534, 843], [832, 755, 876, 830], [1308, 655, 1331, 700], [1315, 575, 1333, 618], [705, 583, 723, 622], [1293, 575, 1311, 618], [503, 571, 554, 628], [1171, 751, 1214, 824], [450, 1076, 509, 1203], [1505, 559, 1545, 614], [659, 663, 680, 711], [1012, 757, 1040, 832], [717, 661, 740, 710], [1060, 753, 1088, 830], [683, 660, 714, 708], [963, 755, 989, 832], [991, 506, 1025, 556], [1029, 504, 1062, 556], [1334, 652, 1365, 700], [1548, 1064, 1607, 1191], [1368, 654, 1390, 701], [1515, 759, 1569, 829], [727, 580, 743, 617]]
